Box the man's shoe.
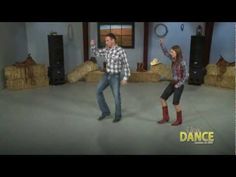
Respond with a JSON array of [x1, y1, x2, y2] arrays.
[[98, 114, 110, 121], [113, 117, 121, 123]]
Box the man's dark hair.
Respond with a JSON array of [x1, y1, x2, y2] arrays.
[[105, 33, 116, 41]]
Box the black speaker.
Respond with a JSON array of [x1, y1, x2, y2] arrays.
[[48, 66, 65, 85], [48, 35, 64, 67], [189, 36, 205, 68], [48, 35, 65, 85], [188, 68, 204, 85], [188, 35, 206, 85]]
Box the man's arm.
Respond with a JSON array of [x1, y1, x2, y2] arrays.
[[90, 40, 106, 57], [121, 50, 131, 81]]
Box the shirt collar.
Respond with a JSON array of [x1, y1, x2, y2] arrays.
[[107, 44, 118, 50]]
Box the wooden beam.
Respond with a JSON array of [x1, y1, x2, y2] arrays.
[[203, 22, 214, 67], [143, 22, 149, 70], [83, 22, 89, 62]]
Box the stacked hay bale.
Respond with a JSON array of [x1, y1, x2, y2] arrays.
[[150, 64, 172, 80], [220, 66, 235, 89], [85, 70, 104, 82], [30, 65, 49, 87], [204, 64, 220, 87], [204, 64, 235, 89], [4, 64, 49, 90], [67, 61, 98, 83], [128, 71, 160, 82]]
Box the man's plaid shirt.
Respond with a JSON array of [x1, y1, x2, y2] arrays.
[[91, 45, 131, 80], [160, 43, 188, 88]]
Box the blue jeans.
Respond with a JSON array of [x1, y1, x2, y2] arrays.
[[96, 73, 121, 118]]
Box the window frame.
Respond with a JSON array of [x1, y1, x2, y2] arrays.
[[97, 22, 135, 49]]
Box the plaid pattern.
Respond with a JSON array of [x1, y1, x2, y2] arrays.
[[160, 43, 188, 88], [91, 45, 131, 80]]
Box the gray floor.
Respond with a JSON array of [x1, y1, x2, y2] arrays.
[[0, 81, 235, 155]]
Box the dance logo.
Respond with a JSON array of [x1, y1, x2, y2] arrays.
[[180, 127, 214, 144]]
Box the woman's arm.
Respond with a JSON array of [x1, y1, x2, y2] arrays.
[[175, 60, 188, 88], [160, 39, 172, 59]]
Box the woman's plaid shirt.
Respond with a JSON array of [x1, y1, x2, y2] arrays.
[[160, 43, 188, 88]]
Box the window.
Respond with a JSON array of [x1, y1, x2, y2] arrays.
[[97, 22, 135, 48]]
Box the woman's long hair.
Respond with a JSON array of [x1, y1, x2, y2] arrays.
[[171, 45, 183, 63]]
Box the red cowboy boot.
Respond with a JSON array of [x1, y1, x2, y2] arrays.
[[171, 111, 182, 126], [158, 106, 170, 124]]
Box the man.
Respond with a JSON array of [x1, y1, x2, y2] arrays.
[[90, 33, 131, 123]]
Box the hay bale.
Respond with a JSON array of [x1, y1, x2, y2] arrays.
[[204, 75, 235, 89], [4, 64, 48, 80], [33, 77, 49, 88], [204, 75, 217, 86], [204, 64, 235, 89], [220, 76, 235, 89], [24, 64, 47, 79], [5, 62, 49, 90], [6, 79, 32, 90], [67, 61, 98, 83], [150, 64, 172, 80], [31, 64, 48, 78], [223, 66, 235, 77], [206, 64, 219, 76], [128, 72, 160, 82], [205, 64, 234, 77], [4, 66, 26, 80], [85, 70, 104, 82], [6, 77, 49, 90]]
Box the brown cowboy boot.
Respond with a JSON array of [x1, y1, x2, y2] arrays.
[[158, 106, 170, 124], [171, 111, 183, 126]]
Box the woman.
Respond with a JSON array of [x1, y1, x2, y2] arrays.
[[158, 39, 188, 126]]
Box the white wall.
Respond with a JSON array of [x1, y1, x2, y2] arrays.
[[26, 22, 84, 74], [209, 22, 235, 63], [0, 22, 28, 88], [89, 22, 144, 71]]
